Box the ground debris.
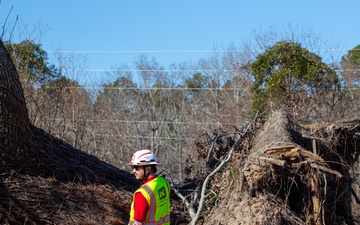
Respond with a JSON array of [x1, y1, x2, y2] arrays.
[[0, 172, 131, 225]]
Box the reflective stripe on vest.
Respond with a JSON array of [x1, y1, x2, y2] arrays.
[[141, 185, 171, 224], [129, 215, 170, 225], [142, 185, 156, 222]]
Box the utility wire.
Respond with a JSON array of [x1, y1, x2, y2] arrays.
[[47, 48, 360, 53], [48, 118, 225, 125]]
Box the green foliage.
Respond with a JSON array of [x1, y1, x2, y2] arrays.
[[183, 73, 209, 102], [343, 45, 360, 66], [5, 40, 61, 85], [251, 41, 339, 112], [95, 76, 139, 114], [340, 45, 360, 86], [185, 73, 205, 95], [4, 39, 88, 127], [5, 39, 82, 103], [185, 73, 205, 89], [101, 76, 137, 98], [39, 76, 80, 98]]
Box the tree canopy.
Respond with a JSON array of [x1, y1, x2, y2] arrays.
[[251, 40, 340, 113], [5, 40, 61, 85], [341, 44, 360, 86]]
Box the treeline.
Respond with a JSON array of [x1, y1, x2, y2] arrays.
[[4, 30, 360, 181]]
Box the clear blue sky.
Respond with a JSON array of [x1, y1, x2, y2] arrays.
[[1, 0, 359, 83]]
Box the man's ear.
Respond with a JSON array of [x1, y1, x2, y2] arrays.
[[145, 166, 151, 173]]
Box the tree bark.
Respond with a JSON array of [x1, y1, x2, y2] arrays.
[[0, 40, 32, 162]]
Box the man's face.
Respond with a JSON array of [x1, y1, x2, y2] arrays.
[[132, 165, 145, 180]]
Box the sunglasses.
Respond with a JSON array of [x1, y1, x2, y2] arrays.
[[132, 165, 144, 171]]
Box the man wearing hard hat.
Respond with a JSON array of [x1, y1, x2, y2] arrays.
[[128, 149, 170, 225]]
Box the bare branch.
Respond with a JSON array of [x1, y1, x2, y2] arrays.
[[1, 5, 13, 39], [309, 163, 342, 178], [171, 187, 196, 218], [205, 129, 220, 168], [9, 15, 18, 41], [189, 112, 259, 225]]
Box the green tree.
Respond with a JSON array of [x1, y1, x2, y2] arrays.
[[96, 76, 138, 112], [340, 44, 360, 86], [39, 76, 80, 98], [5, 40, 61, 85], [251, 41, 340, 115], [184, 73, 206, 100], [338, 45, 360, 118]]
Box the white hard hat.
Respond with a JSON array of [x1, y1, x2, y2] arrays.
[[129, 149, 161, 165]]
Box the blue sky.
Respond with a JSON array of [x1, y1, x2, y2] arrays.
[[1, 0, 359, 84]]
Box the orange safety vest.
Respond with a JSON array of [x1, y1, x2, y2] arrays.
[[129, 176, 170, 225]]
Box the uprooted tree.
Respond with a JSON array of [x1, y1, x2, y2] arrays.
[[178, 109, 360, 224]]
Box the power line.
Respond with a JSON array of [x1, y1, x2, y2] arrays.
[[48, 118, 226, 125], [49, 50, 229, 53], [65, 87, 248, 90], [42, 86, 360, 91], [47, 48, 359, 53], [93, 133, 197, 141], [57, 68, 360, 73], [65, 69, 238, 72]]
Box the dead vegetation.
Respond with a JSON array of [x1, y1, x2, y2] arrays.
[[0, 174, 132, 225]]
